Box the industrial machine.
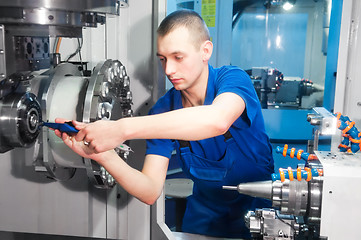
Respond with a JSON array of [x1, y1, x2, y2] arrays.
[[31, 59, 133, 187], [0, 0, 132, 188], [0, 1, 160, 239], [247, 67, 323, 109], [224, 107, 361, 240]]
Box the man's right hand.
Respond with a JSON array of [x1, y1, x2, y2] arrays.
[[70, 119, 125, 153]]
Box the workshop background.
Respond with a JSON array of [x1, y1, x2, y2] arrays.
[[0, 0, 360, 240]]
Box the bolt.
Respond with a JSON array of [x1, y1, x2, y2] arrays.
[[123, 76, 130, 88], [106, 68, 115, 83], [29, 114, 39, 128], [113, 62, 121, 76], [101, 82, 109, 97]]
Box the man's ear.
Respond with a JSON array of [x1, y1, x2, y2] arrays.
[[202, 40, 213, 62]]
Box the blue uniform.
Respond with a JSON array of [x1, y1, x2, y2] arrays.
[[146, 64, 274, 238]]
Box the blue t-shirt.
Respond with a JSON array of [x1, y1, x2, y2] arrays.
[[146, 64, 273, 171]]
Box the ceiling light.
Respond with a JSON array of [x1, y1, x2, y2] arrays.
[[283, 2, 294, 10]]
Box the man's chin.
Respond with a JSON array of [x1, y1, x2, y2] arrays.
[[173, 85, 184, 91]]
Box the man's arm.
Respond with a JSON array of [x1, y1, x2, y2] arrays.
[[56, 130, 169, 205], [98, 153, 169, 205], [72, 92, 245, 152]]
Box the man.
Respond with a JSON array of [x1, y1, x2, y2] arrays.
[[56, 10, 274, 238]]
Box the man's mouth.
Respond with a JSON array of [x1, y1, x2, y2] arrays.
[[169, 78, 182, 83]]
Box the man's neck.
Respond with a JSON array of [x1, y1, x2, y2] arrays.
[[181, 65, 209, 107], [181, 91, 204, 107]]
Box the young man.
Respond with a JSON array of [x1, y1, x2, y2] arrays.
[[56, 10, 274, 238]]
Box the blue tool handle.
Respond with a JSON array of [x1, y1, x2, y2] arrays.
[[42, 121, 79, 133]]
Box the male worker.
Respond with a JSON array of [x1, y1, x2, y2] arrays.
[[56, 10, 274, 238]]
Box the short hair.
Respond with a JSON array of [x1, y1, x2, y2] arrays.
[[157, 10, 210, 49]]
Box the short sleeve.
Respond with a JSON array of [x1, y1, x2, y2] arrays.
[[215, 67, 261, 129], [145, 91, 177, 159], [146, 138, 174, 159]]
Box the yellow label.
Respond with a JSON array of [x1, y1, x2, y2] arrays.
[[201, 0, 216, 27]]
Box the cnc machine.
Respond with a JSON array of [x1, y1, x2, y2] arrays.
[[0, 1, 164, 239], [222, 1, 361, 238]]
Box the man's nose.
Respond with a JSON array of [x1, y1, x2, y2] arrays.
[[164, 60, 176, 75]]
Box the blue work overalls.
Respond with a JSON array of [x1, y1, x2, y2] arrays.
[[145, 65, 274, 238], [176, 130, 272, 239]]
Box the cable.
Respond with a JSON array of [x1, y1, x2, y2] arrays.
[[335, 112, 361, 153], [77, 38, 83, 62], [275, 210, 296, 231], [273, 167, 322, 182], [276, 144, 316, 161], [55, 37, 62, 53], [53, 37, 58, 53], [66, 37, 83, 62], [77, 38, 84, 74]]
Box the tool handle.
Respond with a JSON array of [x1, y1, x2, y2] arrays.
[[42, 121, 79, 133]]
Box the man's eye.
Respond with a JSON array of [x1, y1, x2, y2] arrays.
[[159, 58, 165, 62], [175, 56, 183, 60]]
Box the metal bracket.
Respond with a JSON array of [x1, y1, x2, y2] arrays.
[[0, 24, 6, 82]]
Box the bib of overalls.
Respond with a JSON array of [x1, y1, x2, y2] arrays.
[[176, 131, 272, 238]]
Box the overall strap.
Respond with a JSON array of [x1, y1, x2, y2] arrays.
[[223, 130, 233, 141]]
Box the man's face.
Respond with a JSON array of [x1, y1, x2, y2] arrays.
[[157, 27, 205, 91]]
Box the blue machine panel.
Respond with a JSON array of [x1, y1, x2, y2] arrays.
[[262, 109, 313, 141]]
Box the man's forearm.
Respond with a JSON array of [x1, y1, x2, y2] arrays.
[[120, 92, 245, 142], [98, 151, 166, 205], [120, 105, 227, 141]]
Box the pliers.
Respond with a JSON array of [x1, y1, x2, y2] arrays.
[[41, 121, 79, 133], [41, 121, 133, 153]]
